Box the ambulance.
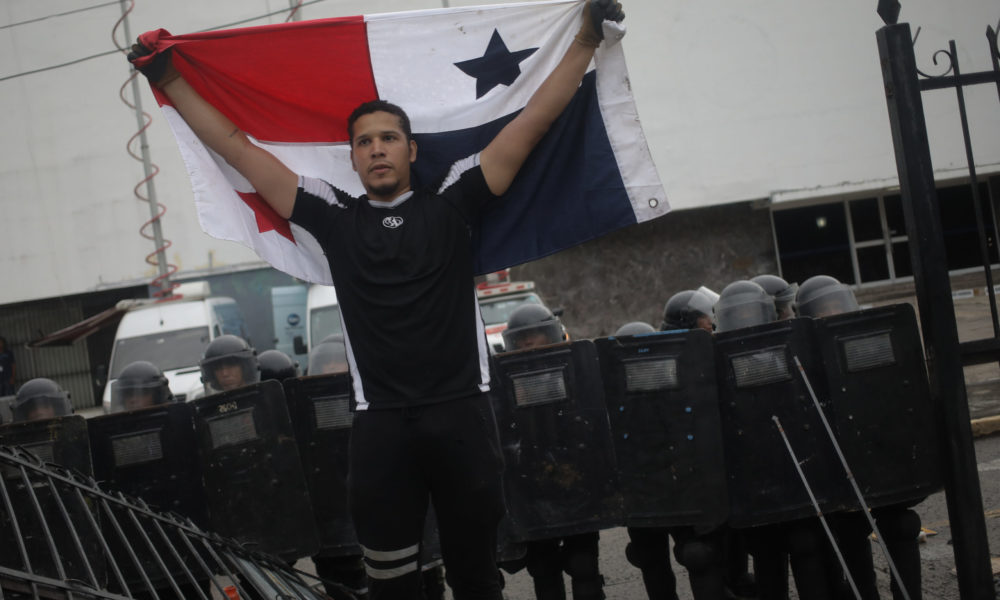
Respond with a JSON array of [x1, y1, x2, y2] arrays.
[[476, 270, 559, 353]]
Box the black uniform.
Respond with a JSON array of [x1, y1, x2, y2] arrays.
[[289, 155, 504, 600]]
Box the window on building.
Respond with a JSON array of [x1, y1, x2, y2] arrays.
[[773, 180, 997, 286], [772, 204, 853, 285]]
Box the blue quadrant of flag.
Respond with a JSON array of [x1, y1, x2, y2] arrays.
[[413, 71, 635, 275]]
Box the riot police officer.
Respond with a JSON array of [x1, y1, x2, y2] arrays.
[[108, 361, 175, 413], [713, 280, 777, 334], [798, 275, 925, 600], [308, 334, 350, 376], [751, 274, 798, 321], [715, 280, 836, 600], [258, 349, 300, 382], [795, 275, 872, 599], [615, 320, 682, 600], [795, 275, 858, 318], [12, 378, 72, 422], [198, 334, 260, 396], [300, 336, 369, 599], [501, 304, 568, 350], [614, 319, 733, 600], [499, 304, 605, 600], [615, 321, 657, 337], [661, 289, 716, 332], [733, 275, 800, 597]]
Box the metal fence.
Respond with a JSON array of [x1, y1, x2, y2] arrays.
[[0, 444, 334, 600], [876, 2, 1000, 598]]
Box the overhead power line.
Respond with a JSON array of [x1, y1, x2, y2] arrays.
[[0, 0, 328, 83], [0, 49, 120, 83], [0, 1, 120, 31]]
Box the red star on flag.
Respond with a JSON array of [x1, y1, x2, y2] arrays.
[[237, 191, 295, 243]]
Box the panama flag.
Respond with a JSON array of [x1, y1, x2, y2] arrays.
[[140, 0, 667, 284]]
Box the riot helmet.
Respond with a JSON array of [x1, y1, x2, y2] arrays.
[[110, 361, 173, 413], [751, 274, 799, 320], [258, 349, 300, 382], [796, 275, 859, 318], [662, 289, 716, 332], [502, 304, 565, 351], [614, 321, 657, 337], [13, 378, 72, 422], [714, 280, 776, 333], [308, 334, 349, 375], [199, 335, 259, 394]]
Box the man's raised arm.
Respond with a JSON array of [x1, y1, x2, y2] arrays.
[[128, 42, 299, 219], [479, 0, 624, 197]]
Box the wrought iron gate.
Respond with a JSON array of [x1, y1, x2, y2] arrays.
[[876, 1, 999, 597], [0, 445, 334, 599]]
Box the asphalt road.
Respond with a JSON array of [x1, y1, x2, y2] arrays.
[[466, 432, 1000, 599]]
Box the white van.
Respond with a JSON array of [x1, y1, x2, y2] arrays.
[[101, 282, 249, 411], [293, 285, 343, 364]]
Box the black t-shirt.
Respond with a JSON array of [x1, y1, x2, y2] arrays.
[[289, 155, 496, 410]]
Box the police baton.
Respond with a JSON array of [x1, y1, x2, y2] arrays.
[[770, 415, 862, 600], [791, 355, 913, 600]]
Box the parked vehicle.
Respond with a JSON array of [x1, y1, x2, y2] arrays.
[[476, 270, 563, 353], [101, 282, 249, 411], [293, 285, 343, 363]]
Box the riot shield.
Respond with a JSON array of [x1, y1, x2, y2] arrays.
[[0, 415, 105, 585], [595, 328, 728, 530], [88, 401, 208, 526], [714, 318, 850, 527], [283, 372, 445, 569], [490, 340, 621, 541], [813, 303, 942, 508], [282, 372, 359, 557], [87, 402, 218, 596], [192, 380, 319, 561]]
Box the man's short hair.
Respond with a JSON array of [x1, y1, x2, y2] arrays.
[[347, 100, 413, 143]]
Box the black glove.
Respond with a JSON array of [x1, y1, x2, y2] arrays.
[[576, 0, 625, 48], [127, 38, 178, 87]]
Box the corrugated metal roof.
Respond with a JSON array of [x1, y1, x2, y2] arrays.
[[0, 300, 95, 411]]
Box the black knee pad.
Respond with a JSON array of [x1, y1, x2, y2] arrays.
[[876, 507, 921, 542], [675, 539, 718, 571]]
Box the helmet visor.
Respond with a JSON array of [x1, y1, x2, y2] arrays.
[[201, 351, 259, 393], [13, 393, 71, 422], [110, 379, 172, 412], [502, 322, 564, 351]]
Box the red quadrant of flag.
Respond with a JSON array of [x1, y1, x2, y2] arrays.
[[150, 16, 377, 244], [161, 16, 377, 143]]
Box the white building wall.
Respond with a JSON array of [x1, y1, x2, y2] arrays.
[[1, 0, 998, 304]]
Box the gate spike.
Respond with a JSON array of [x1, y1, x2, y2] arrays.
[[877, 0, 901, 25]]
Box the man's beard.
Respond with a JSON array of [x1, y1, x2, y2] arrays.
[[369, 179, 402, 198]]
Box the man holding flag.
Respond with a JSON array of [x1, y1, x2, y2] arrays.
[[128, 0, 630, 597]]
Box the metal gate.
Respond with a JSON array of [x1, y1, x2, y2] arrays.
[[0, 445, 333, 599], [876, 2, 1000, 597]]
